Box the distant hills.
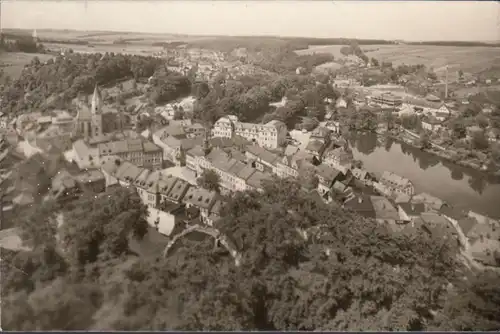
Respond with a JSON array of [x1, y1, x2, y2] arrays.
[[2, 28, 499, 48]]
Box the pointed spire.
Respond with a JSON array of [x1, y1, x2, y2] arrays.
[[91, 84, 102, 114]]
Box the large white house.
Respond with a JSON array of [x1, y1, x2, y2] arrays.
[[211, 115, 287, 149]]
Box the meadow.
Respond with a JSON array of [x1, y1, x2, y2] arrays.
[[297, 44, 500, 76], [0, 52, 54, 78]]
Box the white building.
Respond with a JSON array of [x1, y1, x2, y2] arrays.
[[211, 115, 287, 149]]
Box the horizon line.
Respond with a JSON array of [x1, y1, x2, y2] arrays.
[[2, 27, 500, 44]]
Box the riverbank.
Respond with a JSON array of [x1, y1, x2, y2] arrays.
[[349, 132, 500, 219], [383, 128, 500, 177]]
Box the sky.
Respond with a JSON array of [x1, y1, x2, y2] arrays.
[[2, 1, 499, 42]]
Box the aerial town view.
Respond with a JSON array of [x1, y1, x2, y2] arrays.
[[0, 0, 499, 331]]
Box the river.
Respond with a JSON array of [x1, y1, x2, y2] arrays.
[[349, 133, 500, 219]]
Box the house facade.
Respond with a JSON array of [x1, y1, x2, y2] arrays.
[[212, 115, 287, 149], [379, 171, 415, 196], [98, 138, 163, 170]]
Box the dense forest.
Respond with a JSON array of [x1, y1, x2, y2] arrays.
[[191, 71, 339, 128], [408, 41, 500, 47], [2, 179, 499, 330], [0, 52, 191, 115], [186, 36, 396, 53]]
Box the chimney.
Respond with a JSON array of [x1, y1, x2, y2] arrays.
[[358, 197, 363, 204]]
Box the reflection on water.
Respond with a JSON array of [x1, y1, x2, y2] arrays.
[[349, 133, 500, 219]]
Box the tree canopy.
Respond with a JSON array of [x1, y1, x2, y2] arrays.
[[2, 178, 499, 331], [0, 52, 189, 115]]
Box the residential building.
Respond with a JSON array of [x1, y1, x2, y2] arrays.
[[183, 186, 219, 226], [371, 93, 403, 108], [323, 147, 353, 174], [98, 138, 163, 170], [379, 171, 415, 196], [51, 170, 80, 203], [305, 139, 327, 161], [147, 205, 187, 236], [487, 128, 500, 142], [315, 164, 344, 197], [439, 206, 477, 250], [324, 121, 341, 134], [275, 150, 314, 179], [310, 126, 332, 144], [469, 238, 500, 267], [74, 170, 106, 194], [343, 194, 376, 218], [412, 192, 446, 211], [370, 196, 401, 224], [420, 212, 459, 246], [72, 139, 101, 170], [351, 168, 375, 186], [211, 115, 287, 149], [398, 202, 426, 222], [421, 117, 443, 132], [465, 214, 500, 245], [211, 154, 269, 193], [335, 97, 348, 109], [466, 125, 483, 140], [152, 125, 204, 165], [100, 157, 145, 188], [245, 144, 279, 174]]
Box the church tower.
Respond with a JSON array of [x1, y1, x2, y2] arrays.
[[203, 126, 211, 156], [90, 84, 104, 138]]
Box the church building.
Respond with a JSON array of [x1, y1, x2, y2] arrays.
[[74, 85, 104, 141]]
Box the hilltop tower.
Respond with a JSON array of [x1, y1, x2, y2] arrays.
[[32, 29, 38, 42], [90, 84, 104, 138]]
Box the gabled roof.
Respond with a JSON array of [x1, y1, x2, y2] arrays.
[[305, 140, 324, 153], [315, 164, 341, 184], [380, 171, 412, 188], [245, 144, 279, 165], [183, 187, 217, 210], [246, 170, 272, 189], [165, 178, 190, 202], [370, 196, 399, 220], [439, 206, 467, 221], [398, 202, 426, 216], [284, 145, 300, 157], [457, 217, 478, 236], [344, 194, 376, 218]]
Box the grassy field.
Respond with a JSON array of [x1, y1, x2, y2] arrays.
[[5, 29, 212, 45], [0, 52, 54, 78], [297, 44, 500, 76]]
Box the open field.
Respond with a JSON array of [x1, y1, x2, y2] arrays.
[[43, 42, 165, 56], [3, 29, 214, 45], [0, 52, 54, 78], [297, 44, 500, 76]]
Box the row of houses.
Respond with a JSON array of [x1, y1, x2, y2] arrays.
[[343, 184, 500, 267], [99, 156, 225, 232], [72, 136, 164, 171]]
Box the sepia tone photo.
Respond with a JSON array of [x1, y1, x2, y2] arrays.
[[0, 0, 499, 331]]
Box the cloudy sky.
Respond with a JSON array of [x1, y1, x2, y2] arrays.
[[2, 1, 499, 41]]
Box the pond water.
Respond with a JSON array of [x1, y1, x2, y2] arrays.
[[350, 133, 500, 219]]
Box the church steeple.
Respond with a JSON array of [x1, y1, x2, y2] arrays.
[[91, 84, 102, 115], [203, 126, 211, 156]]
